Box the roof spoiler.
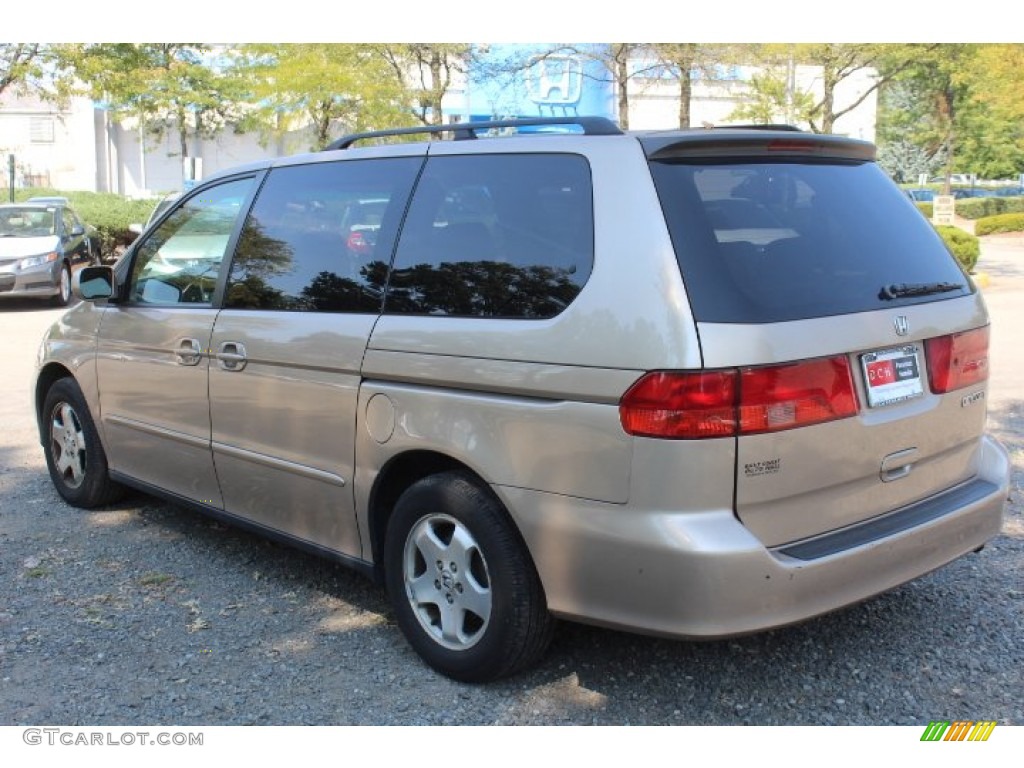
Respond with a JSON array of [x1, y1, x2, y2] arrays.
[[643, 131, 876, 162]]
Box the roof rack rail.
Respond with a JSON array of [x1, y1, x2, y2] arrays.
[[324, 116, 623, 151]]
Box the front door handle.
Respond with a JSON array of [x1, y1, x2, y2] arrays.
[[174, 338, 202, 366], [216, 341, 248, 371]]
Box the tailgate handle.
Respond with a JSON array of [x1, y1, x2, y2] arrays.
[[880, 447, 918, 483]]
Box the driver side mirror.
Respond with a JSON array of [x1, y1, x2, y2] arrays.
[[73, 265, 116, 301]]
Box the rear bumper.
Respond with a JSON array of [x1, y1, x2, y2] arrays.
[[500, 434, 1010, 639]]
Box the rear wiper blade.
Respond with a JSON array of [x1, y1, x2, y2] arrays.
[[879, 282, 964, 300]]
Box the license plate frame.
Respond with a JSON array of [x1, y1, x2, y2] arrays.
[[860, 344, 925, 408]]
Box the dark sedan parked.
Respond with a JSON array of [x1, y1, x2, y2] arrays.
[[0, 202, 96, 306]]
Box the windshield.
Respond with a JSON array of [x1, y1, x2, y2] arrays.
[[0, 207, 56, 238], [648, 160, 971, 324]]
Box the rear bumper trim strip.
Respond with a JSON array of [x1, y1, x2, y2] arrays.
[[776, 478, 998, 561]]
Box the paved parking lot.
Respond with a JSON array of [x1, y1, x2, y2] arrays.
[[0, 242, 1021, 725]]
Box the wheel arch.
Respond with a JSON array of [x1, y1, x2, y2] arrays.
[[35, 362, 74, 445], [366, 450, 512, 581]]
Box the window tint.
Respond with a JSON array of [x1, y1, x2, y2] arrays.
[[224, 158, 422, 312], [386, 153, 593, 318], [649, 160, 971, 324], [130, 178, 255, 306]]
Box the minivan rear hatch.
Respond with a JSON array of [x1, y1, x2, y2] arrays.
[[643, 131, 990, 547]]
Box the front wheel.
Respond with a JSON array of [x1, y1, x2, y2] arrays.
[[42, 378, 123, 508], [384, 471, 553, 682], [51, 262, 71, 306]]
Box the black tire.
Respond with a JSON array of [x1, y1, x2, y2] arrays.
[[51, 262, 71, 307], [42, 378, 123, 508], [384, 471, 554, 682]]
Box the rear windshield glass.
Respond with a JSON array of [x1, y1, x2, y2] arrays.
[[648, 159, 971, 324]]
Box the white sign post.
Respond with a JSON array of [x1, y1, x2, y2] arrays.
[[933, 195, 956, 226]]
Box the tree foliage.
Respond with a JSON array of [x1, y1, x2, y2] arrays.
[[73, 44, 242, 158], [728, 68, 817, 126], [0, 43, 77, 102], [230, 44, 414, 151], [727, 44, 926, 133], [375, 44, 471, 127], [875, 45, 1024, 188], [647, 44, 739, 128]]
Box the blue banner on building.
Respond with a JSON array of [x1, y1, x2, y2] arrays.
[[461, 44, 616, 127]]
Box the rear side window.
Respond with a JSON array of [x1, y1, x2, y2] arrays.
[[649, 160, 971, 324], [385, 153, 593, 318], [225, 157, 421, 312]]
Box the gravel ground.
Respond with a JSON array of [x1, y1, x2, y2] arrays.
[[1, 242, 1021, 726]]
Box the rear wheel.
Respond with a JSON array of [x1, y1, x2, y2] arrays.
[[42, 378, 123, 508], [384, 471, 553, 682]]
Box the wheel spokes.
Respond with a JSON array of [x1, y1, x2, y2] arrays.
[[50, 402, 86, 488], [458, 572, 491, 625], [411, 523, 447, 569], [403, 513, 492, 651]]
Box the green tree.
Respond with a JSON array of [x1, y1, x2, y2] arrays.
[[74, 44, 241, 160], [877, 45, 978, 192], [1, 44, 46, 97], [728, 68, 816, 126], [1, 43, 78, 102], [730, 44, 927, 133], [231, 44, 412, 151], [376, 44, 472, 127], [648, 44, 742, 128], [959, 44, 1024, 178]]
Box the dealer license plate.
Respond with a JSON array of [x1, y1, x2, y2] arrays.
[[860, 345, 924, 408]]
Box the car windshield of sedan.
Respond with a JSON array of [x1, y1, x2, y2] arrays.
[[0, 208, 56, 237]]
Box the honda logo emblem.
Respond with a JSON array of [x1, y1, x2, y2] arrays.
[[894, 316, 909, 336]]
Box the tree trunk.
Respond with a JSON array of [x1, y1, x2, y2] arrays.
[[430, 52, 444, 126], [616, 56, 630, 130], [176, 108, 189, 159], [674, 46, 695, 128], [314, 100, 331, 150], [194, 112, 203, 171], [938, 85, 955, 195], [821, 66, 837, 134]]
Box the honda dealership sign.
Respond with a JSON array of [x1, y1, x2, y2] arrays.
[[461, 44, 615, 125]]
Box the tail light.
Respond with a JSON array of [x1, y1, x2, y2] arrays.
[[347, 231, 372, 255], [620, 356, 858, 439], [925, 326, 989, 394]]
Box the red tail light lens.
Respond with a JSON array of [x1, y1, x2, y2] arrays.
[[739, 356, 858, 434], [619, 371, 737, 439], [925, 326, 989, 394], [767, 139, 818, 153], [620, 356, 859, 439]]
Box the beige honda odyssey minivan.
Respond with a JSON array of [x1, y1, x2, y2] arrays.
[[35, 117, 1010, 681]]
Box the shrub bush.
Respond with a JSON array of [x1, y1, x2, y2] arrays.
[[934, 225, 980, 272], [914, 201, 933, 218], [12, 188, 155, 260], [975, 213, 1024, 236], [953, 196, 1024, 220]]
